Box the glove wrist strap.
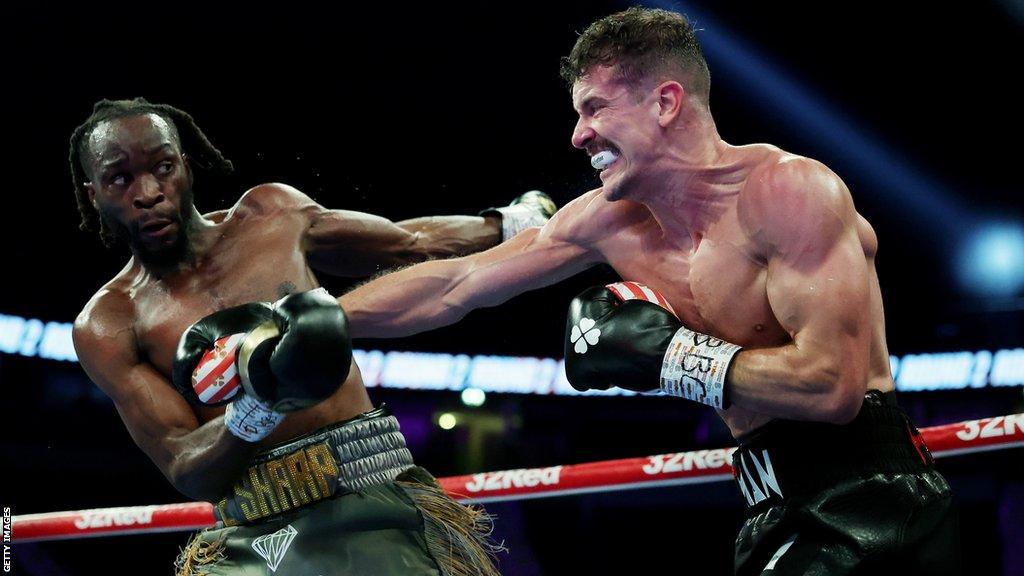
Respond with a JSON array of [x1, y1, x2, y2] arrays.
[[225, 395, 284, 442], [659, 327, 742, 409], [491, 204, 549, 241]]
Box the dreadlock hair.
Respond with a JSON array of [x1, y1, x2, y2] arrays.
[[68, 97, 234, 246]]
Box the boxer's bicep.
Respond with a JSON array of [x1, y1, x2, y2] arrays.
[[306, 207, 506, 277], [73, 316, 200, 478], [765, 227, 871, 374], [761, 163, 871, 417], [305, 208, 421, 276], [235, 183, 413, 276]]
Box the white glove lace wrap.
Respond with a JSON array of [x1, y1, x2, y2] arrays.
[[494, 204, 550, 241], [660, 327, 742, 409], [224, 394, 285, 442]]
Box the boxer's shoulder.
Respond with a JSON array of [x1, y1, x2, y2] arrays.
[[233, 183, 318, 218], [546, 187, 648, 244], [745, 151, 847, 208], [203, 209, 230, 223], [739, 149, 853, 248], [74, 278, 139, 362], [78, 272, 135, 323]]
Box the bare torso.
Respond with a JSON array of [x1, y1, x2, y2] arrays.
[[102, 191, 373, 444], [588, 145, 894, 437]]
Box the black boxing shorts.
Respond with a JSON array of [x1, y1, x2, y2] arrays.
[[732, 390, 961, 576], [176, 406, 501, 576]]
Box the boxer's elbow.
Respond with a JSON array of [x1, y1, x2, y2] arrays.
[[409, 228, 497, 261], [796, 357, 865, 424], [438, 261, 495, 321], [172, 479, 213, 503], [436, 294, 474, 327], [164, 442, 239, 503], [167, 462, 223, 503], [819, 382, 864, 424]]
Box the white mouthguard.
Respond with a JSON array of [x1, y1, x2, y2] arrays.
[[591, 150, 619, 170]]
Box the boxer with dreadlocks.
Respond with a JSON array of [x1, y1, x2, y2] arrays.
[[70, 97, 554, 575]]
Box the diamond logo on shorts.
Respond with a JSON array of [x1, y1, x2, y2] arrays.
[[570, 317, 601, 354], [251, 524, 297, 572]]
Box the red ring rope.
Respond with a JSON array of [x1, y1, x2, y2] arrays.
[[12, 413, 1022, 543]]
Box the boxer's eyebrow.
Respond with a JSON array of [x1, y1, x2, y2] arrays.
[[100, 154, 128, 169], [99, 143, 174, 169], [145, 143, 174, 155], [577, 97, 607, 116]]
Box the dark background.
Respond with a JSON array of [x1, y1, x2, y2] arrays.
[[2, 1, 1021, 574]]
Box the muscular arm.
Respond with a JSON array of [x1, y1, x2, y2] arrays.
[[726, 159, 871, 424], [340, 195, 603, 338], [73, 295, 258, 502], [304, 208, 501, 277]]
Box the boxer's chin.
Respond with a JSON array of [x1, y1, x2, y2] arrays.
[[599, 163, 635, 202], [122, 217, 190, 268], [134, 229, 189, 268], [602, 177, 627, 202]]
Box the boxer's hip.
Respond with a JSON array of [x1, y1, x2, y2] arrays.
[[178, 467, 446, 576], [732, 391, 958, 575], [215, 404, 415, 526], [177, 406, 502, 576], [731, 390, 935, 514]]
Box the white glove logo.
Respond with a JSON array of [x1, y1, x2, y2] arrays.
[[570, 317, 601, 354]]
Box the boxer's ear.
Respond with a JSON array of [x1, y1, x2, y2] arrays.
[[84, 181, 98, 210], [655, 80, 685, 128], [181, 153, 195, 185]]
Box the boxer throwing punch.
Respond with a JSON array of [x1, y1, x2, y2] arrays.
[[339, 8, 960, 575], [69, 98, 555, 575]]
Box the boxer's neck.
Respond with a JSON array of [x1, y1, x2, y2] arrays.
[[637, 121, 746, 247]]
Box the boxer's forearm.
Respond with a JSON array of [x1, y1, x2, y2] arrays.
[[395, 215, 501, 260], [726, 346, 866, 424], [340, 259, 471, 339], [305, 210, 501, 278], [165, 417, 261, 502], [342, 226, 591, 339]]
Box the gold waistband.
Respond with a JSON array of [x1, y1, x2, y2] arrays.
[[215, 407, 414, 526]]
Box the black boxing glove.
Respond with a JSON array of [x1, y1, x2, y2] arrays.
[[173, 302, 284, 441], [238, 288, 352, 412], [480, 190, 558, 241], [564, 282, 742, 409], [173, 289, 352, 441], [172, 302, 273, 406]]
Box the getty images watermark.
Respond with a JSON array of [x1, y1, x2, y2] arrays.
[[3, 506, 11, 572]]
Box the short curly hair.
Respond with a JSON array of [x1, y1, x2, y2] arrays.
[[560, 7, 710, 103]]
